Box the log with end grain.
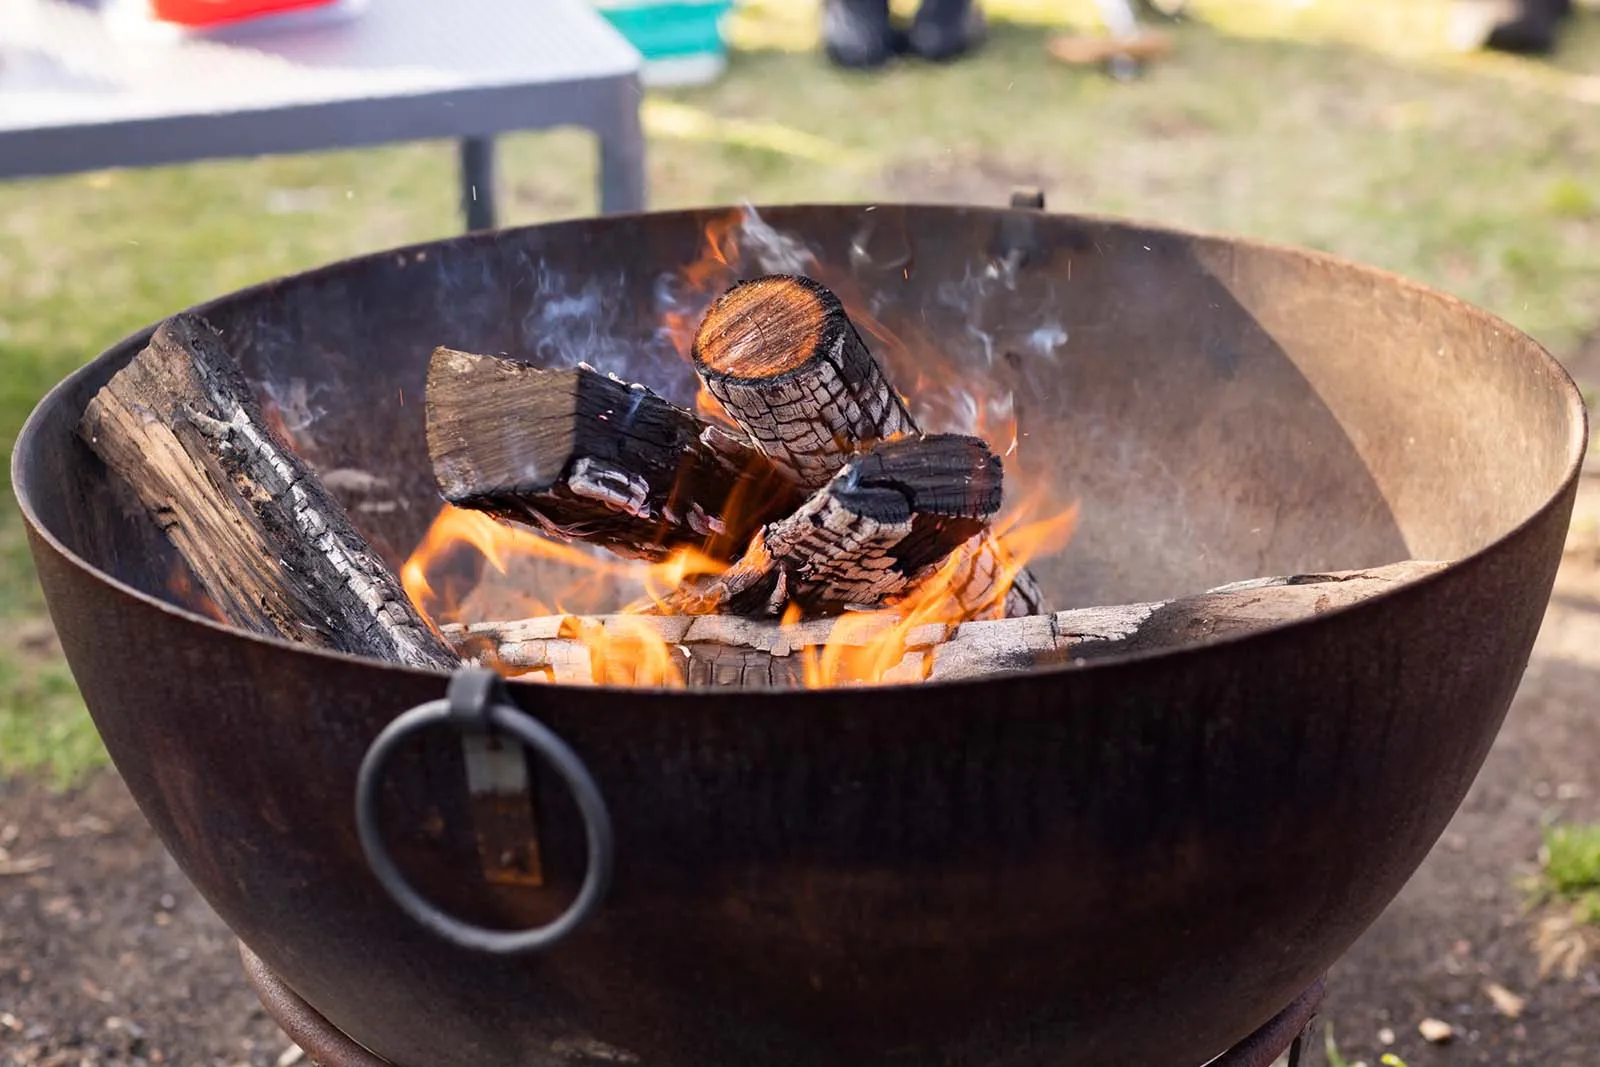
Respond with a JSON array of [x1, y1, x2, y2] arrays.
[[443, 560, 1449, 689], [662, 433, 1005, 616], [692, 274, 918, 488], [425, 348, 805, 562], [691, 274, 1044, 617], [79, 315, 460, 671]]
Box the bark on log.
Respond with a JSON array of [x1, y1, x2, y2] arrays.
[[691, 273, 1043, 617], [79, 315, 460, 671], [442, 560, 1448, 688], [662, 434, 1004, 616], [692, 274, 918, 489], [426, 348, 805, 562]]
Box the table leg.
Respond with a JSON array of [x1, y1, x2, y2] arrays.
[[597, 95, 647, 215], [459, 136, 497, 232], [1093, 0, 1150, 79]]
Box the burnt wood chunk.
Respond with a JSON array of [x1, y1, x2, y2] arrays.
[[78, 315, 459, 671], [939, 535, 1048, 620], [444, 561, 1449, 688], [425, 349, 804, 562], [692, 274, 918, 488], [692, 274, 1045, 617], [664, 434, 1005, 616]]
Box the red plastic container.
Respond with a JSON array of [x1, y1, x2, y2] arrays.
[[148, 0, 341, 27]]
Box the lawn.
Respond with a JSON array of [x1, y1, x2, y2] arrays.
[[4, 0, 1600, 784], [1542, 822, 1600, 923]]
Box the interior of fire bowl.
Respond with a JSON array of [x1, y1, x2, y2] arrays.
[[34, 204, 1586, 633]]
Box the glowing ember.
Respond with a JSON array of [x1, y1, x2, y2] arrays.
[[401, 208, 1078, 689]]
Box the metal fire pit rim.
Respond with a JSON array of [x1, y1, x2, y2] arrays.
[[12, 202, 1591, 697]]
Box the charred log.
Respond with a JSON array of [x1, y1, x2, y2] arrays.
[[936, 535, 1049, 620], [425, 349, 804, 562], [79, 316, 459, 671], [692, 274, 918, 488], [662, 434, 1004, 616], [691, 273, 1043, 616], [443, 561, 1448, 688]]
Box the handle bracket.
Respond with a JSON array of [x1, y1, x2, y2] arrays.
[[355, 667, 614, 955]]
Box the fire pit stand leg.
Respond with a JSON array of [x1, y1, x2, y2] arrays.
[[239, 942, 394, 1067], [1206, 977, 1325, 1067]]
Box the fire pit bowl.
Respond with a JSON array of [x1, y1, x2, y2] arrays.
[[13, 202, 1589, 1067]]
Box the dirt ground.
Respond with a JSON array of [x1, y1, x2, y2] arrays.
[[2, 539, 1598, 1067]]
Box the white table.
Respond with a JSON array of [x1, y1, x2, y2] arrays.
[[0, 0, 647, 229]]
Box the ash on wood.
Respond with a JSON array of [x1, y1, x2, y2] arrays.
[[79, 316, 459, 671], [426, 348, 804, 562], [691, 273, 1044, 617], [444, 561, 1448, 688], [692, 274, 918, 488], [664, 434, 1004, 616]]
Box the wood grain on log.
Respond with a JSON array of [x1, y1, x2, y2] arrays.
[[692, 274, 918, 488], [443, 560, 1447, 688], [663, 434, 1004, 616], [426, 348, 804, 562], [691, 274, 1044, 617], [79, 316, 460, 671], [934, 535, 1048, 620]]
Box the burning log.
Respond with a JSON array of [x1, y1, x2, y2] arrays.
[[938, 535, 1048, 619], [79, 316, 460, 672], [691, 274, 1043, 618], [443, 560, 1448, 688], [663, 433, 1004, 616], [425, 348, 805, 562], [691, 274, 919, 487]]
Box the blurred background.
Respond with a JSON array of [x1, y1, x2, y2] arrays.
[[2, 1, 1598, 1065]]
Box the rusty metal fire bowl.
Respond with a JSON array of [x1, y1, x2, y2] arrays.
[[12, 203, 1589, 1067]]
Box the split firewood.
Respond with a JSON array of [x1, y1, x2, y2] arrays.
[[662, 433, 1004, 616], [691, 274, 1043, 618], [426, 348, 805, 562], [80, 316, 460, 671], [442, 560, 1449, 689]]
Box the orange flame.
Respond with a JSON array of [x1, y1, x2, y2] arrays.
[[401, 503, 737, 623], [560, 614, 686, 688], [658, 211, 744, 428], [402, 504, 727, 686], [799, 497, 1080, 688], [400, 208, 1077, 689]]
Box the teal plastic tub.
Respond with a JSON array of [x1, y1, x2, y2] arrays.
[[597, 0, 735, 86]]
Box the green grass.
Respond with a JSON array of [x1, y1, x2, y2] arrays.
[[5, 0, 1600, 784], [1323, 1025, 1351, 1067], [1541, 823, 1600, 925], [0, 655, 104, 790]]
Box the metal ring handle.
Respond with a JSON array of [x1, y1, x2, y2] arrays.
[[355, 668, 614, 955]]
